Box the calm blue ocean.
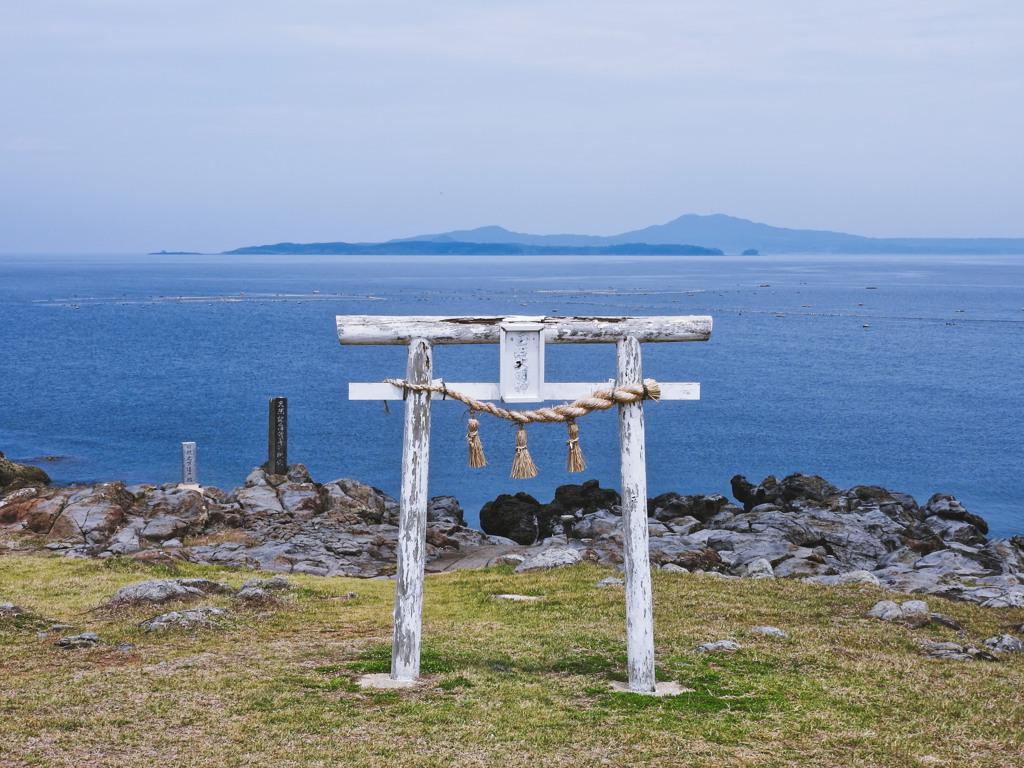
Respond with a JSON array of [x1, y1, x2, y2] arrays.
[[1, 253, 1022, 537]]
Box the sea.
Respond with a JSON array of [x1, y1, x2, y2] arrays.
[[1, 252, 1022, 537]]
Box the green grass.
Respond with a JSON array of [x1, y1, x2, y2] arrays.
[[0, 554, 1022, 767]]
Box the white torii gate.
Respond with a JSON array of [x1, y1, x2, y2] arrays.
[[337, 315, 712, 693]]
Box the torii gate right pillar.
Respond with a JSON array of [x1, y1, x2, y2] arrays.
[[617, 335, 656, 692]]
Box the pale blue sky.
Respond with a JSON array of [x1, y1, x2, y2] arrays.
[[2, 0, 1022, 252]]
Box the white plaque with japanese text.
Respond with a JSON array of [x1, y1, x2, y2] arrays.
[[499, 322, 546, 402]]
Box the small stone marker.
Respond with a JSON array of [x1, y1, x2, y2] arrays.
[[492, 594, 544, 601], [268, 397, 287, 475], [180, 441, 197, 485]]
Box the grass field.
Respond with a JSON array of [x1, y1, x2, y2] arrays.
[[1, 553, 1022, 767]]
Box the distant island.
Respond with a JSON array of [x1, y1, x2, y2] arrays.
[[223, 241, 723, 256], [149, 250, 203, 255], [217, 213, 1024, 256]]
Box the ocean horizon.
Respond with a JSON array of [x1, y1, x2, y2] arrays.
[[1, 251, 1022, 537]]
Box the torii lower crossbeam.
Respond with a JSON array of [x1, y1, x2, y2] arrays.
[[338, 315, 712, 693]]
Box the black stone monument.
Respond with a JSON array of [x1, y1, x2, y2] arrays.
[[268, 397, 287, 475]]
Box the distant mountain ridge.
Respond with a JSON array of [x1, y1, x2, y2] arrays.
[[222, 214, 1024, 255], [391, 214, 1024, 255]]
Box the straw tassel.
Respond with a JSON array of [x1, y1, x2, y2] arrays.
[[566, 420, 586, 473], [510, 425, 538, 479], [466, 413, 486, 468]]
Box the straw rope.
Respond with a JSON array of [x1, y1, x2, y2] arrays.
[[383, 377, 660, 478], [382, 378, 661, 423]]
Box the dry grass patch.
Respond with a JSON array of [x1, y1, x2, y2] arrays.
[[0, 554, 1022, 767]]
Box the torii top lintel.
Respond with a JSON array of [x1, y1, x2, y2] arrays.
[[335, 315, 713, 345]]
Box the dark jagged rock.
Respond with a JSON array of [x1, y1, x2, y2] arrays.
[[479, 493, 542, 545], [730, 475, 761, 511], [648, 492, 728, 523], [550, 480, 621, 516], [428, 496, 465, 526], [776, 474, 841, 505], [535, 480, 623, 541], [923, 493, 989, 535], [0, 451, 51, 493], [731, 473, 841, 513]]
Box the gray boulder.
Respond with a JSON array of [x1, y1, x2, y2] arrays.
[[868, 599, 930, 628], [105, 518, 146, 555], [868, 600, 904, 622], [922, 516, 987, 547], [48, 483, 134, 545], [109, 578, 232, 605], [809, 570, 882, 587], [983, 634, 1024, 653], [54, 632, 101, 649], [773, 557, 834, 579], [749, 626, 789, 639], [921, 641, 1001, 662], [278, 483, 324, 520], [244, 467, 268, 487], [979, 590, 1024, 609], [141, 514, 190, 542], [744, 558, 775, 579], [913, 548, 993, 578], [286, 464, 313, 484], [428, 496, 465, 525], [513, 547, 582, 573], [235, 485, 285, 517], [569, 510, 620, 539], [899, 599, 931, 628], [139, 606, 229, 632], [133, 488, 208, 524], [984, 538, 1024, 573], [240, 575, 293, 592], [695, 640, 741, 653], [922, 493, 989, 535]]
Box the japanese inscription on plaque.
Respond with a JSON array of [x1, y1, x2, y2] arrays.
[[499, 323, 545, 402]]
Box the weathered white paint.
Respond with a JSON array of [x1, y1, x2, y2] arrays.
[[616, 335, 657, 693], [391, 338, 432, 682], [348, 380, 700, 402], [337, 315, 712, 345], [499, 322, 546, 402]]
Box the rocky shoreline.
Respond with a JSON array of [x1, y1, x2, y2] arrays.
[[1, 465, 1023, 608]]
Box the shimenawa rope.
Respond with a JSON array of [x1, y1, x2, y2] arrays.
[[384, 378, 660, 479]]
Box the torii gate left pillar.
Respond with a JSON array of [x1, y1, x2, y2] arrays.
[[337, 315, 712, 692]]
